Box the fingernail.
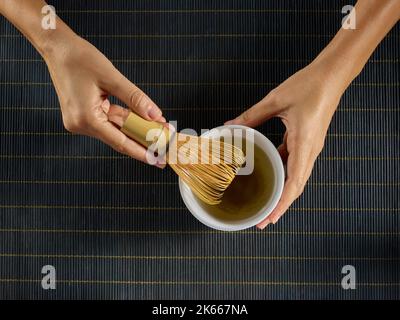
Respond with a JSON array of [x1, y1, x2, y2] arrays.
[[225, 118, 241, 125], [155, 161, 166, 169], [148, 106, 162, 120], [159, 116, 167, 123], [271, 216, 280, 224], [256, 218, 271, 230]]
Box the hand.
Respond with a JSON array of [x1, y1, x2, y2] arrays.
[[226, 62, 344, 229], [44, 35, 165, 166]]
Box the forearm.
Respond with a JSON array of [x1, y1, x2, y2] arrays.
[[0, 0, 77, 59], [314, 0, 400, 94]]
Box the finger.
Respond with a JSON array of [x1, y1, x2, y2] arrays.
[[103, 70, 163, 121], [92, 118, 165, 168], [261, 141, 313, 227], [256, 217, 272, 230], [277, 144, 289, 163], [102, 100, 167, 129], [277, 132, 289, 163], [257, 133, 289, 229], [265, 182, 300, 225], [99, 100, 166, 168], [225, 91, 280, 127], [300, 150, 319, 192], [107, 103, 130, 128]]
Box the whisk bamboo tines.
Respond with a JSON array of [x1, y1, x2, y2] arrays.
[[167, 133, 245, 204], [107, 109, 245, 205]]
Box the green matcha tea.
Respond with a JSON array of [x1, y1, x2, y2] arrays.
[[199, 141, 275, 221]]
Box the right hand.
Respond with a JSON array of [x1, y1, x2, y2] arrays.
[[226, 62, 343, 228], [44, 35, 166, 167]]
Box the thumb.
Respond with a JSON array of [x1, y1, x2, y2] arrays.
[[106, 71, 163, 121], [225, 90, 280, 127]]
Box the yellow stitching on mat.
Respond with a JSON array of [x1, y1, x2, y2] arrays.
[[0, 229, 398, 236], [0, 253, 398, 261], [0, 180, 177, 185], [0, 107, 58, 110], [1, 58, 398, 63], [0, 205, 398, 212], [0, 132, 398, 138], [0, 205, 185, 210], [56, 9, 340, 14], [1, 34, 399, 41], [0, 279, 398, 286], [309, 182, 400, 186], [0, 34, 337, 38], [0, 132, 69, 136], [1, 81, 399, 87], [321, 157, 400, 160], [1, 107, 399, 112], [0, 155, 127, 159], [338, 108, 400, 112], [0, 180, 398, 186], [1, 155, 398, 161]]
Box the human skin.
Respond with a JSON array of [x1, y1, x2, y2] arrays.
[[0, 0, 166, 167], [226, 0, 400, 229]]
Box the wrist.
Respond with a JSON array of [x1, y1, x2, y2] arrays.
[[38, 22, 79, 63], [310, 47, 358, 96]]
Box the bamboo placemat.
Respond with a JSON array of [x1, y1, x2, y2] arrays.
[[0, 0, 399, 299]]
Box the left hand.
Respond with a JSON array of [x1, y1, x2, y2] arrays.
[[44, 35, 166, 166]]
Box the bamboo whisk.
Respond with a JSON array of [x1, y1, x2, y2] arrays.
[[167, 133, 245, 204], [107, 110, 245, 205]]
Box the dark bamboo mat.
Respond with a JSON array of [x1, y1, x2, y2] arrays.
[[0, 0, 399, 299]]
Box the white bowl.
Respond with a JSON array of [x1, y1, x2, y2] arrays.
[[179, 125, 285, 231]]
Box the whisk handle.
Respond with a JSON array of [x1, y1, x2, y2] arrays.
[[121, 112, 170, 150]]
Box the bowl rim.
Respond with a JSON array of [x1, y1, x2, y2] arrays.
[[178, 124, 285, 231]]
